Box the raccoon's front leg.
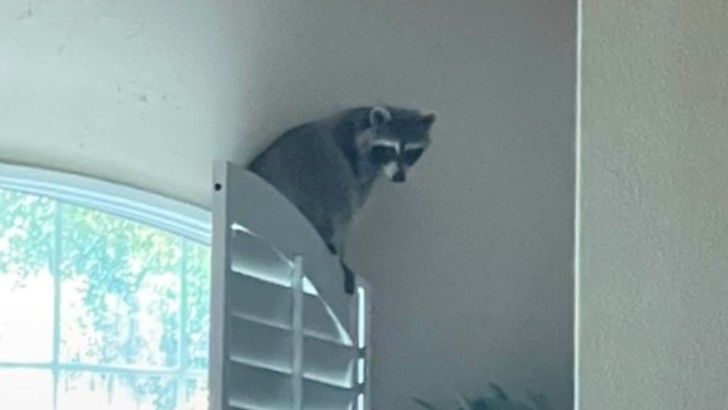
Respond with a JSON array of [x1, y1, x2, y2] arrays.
[[324, 243, 356, 294], [326, 221, 349, 254], [331, 229, 357, 294], [319, 219, 355, 294], [341, 261, 356, 295]]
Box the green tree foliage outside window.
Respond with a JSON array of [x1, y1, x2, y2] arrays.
[[0, 188, 210, 409]]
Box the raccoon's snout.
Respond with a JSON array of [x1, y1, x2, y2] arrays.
[[383, 161, 407, 182]]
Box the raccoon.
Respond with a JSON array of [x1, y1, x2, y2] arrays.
[[248, 106, 436, 293]]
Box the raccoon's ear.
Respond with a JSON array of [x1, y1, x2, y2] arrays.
[[369, 107, 391, 128], [420, 112, 437, 128]]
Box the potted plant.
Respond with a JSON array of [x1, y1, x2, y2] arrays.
[[414, 383, 551, 410]]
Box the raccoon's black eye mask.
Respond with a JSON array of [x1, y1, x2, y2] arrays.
[[404, 148, 425, 166], [369, 146, 426, 166], [369, 146, 398, 164]]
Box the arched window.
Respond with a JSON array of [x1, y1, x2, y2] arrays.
[[0, 163, 211, 410], [0, 162, 372, 410]]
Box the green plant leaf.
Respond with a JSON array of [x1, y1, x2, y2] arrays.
[[413, 397, 441, 410], [489, 383, 509, 400]]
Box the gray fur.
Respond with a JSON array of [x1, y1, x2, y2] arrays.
[[248, 106, 435, 285]]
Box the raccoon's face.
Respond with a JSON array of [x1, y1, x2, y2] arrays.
[[363, 106, 436, 183]]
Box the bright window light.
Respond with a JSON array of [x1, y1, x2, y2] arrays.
[[0, 166, 211, 410]]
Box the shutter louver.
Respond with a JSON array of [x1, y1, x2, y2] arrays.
[[211, 162, 371, 410], [303, 337, 357, 387]]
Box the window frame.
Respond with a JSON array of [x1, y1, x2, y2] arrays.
[[0, 162, 211, 244], [0, 162, 212, 408]]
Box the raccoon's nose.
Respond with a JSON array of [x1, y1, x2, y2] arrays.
[[393, 171, 406, 182]]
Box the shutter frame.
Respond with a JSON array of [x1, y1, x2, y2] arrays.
[[210, 162, 371, 410]]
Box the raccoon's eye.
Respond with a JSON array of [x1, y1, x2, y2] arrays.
[[369, 146, 397, 164], [404, 148, 425, 166]]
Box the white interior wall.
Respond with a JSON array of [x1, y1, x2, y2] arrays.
[[578, 0, 728, 408], [1, 1, 576, 408]]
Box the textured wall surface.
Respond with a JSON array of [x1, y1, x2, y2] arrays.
[[579, 0, 728, 408], [1, 1, 576, 408]]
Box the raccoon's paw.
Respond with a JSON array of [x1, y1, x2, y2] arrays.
[[341, 262, 356, 295]]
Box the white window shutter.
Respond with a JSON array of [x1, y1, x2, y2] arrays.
[[210, 162, 372, 410]]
